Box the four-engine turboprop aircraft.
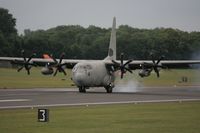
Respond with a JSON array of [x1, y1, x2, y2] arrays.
[[0, 17, 200, 93]]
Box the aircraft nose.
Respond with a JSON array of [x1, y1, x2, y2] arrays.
[[73, 72, 85, 85]]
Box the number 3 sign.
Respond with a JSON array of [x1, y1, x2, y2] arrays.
[[38, 109, 49, 122]]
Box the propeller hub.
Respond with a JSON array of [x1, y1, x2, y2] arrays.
[[13, 50, 37, 75], [140, 54, 165, 78], [112, 53, 133, 79]]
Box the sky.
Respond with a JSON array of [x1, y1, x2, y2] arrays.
[[0, 0, 200, 34]]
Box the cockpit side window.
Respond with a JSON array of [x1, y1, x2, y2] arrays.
[[72, 66, 78, 72]]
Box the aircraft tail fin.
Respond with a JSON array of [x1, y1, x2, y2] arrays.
[[104, 17, 116, 60]]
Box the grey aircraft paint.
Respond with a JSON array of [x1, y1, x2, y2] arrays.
[[72, 61, 114, 87]]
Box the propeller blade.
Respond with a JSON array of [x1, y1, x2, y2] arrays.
[[17, 66, 24, 72], [59, 53, 65, 64], [27, 69, 30, 75], [120, 53, 124, 65], [24, 65, 30, 75], [50, 53, 68, 76], [21, 50, 27, 62], [156, 56, 164, 64], [14, 50, 37, 75], [125, 67, 133, 73], [23, 57, 26, 62], [59, 59, 62, 64], [27, 53, 36, 62], [112, 53, 133, 79], [124, 59, 132, 67], [60, 63, 67, 67], [53, 69, 58, 76], [150, 53, 155, 64], [61, 68, 67, 75], [141, 53, 165, 78], [112, 60, 120, 66], [121, 72, 124, 79], [153, 67, 159, 77], [52, 57, 58, 64]]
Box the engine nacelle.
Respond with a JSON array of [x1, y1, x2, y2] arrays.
[[138, 69, 151, 78], [41, 67, 54, 75]]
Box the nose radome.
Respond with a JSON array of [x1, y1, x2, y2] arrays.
[[74, 72, 85, 85]]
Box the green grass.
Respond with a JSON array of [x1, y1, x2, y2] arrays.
[[141, 69, 200, 86], [0, 68, 200, 88], [0, 68, 74, 89], [0, 102, 200, 133], [117, 69, 200, 87]]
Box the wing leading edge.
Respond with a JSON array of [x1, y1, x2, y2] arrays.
[[105, 59, 200, 70], [1, 57, 200, 69]]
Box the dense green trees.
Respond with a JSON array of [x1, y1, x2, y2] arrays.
[[0, 8, 21, 56], [1, 8, 200, 60], [0, 8, 17, 36], [20, 25, 200, 60]]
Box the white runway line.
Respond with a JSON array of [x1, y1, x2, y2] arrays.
[[0, 98, 200, 109], [0, 99, 30, 102]]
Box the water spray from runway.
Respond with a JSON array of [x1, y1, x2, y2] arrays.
[[113, 76, 143, 92], [191, 52, 200, 85], [191, 52, 200, 69]]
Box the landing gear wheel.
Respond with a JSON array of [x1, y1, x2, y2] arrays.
[[79, 86, 86, 93], [105, 85, 113, 93]]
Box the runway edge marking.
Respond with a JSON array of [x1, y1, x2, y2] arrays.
[[0, 99, 30, 102], [0, 98, 200, 109]]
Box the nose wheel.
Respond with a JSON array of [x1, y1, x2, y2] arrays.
[[79, 86, 86, 93]]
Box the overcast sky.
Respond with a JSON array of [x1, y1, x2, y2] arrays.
[[1, 0, 200, 34]]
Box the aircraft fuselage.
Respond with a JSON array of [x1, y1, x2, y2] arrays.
[[72, 61, 115, 88]]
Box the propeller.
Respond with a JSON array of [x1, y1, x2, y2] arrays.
[[50, 53, 67, 76], [12, 50, 37, 75], [141, 54, 165, 77], [112, 53, 133, 79]]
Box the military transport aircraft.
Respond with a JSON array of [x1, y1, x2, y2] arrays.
[[0, 17, 200, 93]]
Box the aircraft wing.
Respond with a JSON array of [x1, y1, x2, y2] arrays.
[[1, 57, 200, 69], [129, 60, 200, 69], [0, 57, 98, 69], [105, 60, 200, 70]]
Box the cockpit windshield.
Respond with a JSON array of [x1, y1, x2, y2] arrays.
[[72, 64, 92, 73]]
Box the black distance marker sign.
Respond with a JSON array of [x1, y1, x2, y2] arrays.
[[38, 109, 49, 122]]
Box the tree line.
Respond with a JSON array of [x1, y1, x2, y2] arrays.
[[1, 8, 200, 60]]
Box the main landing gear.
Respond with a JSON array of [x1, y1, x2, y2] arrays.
[[78, 84, 114, 93], [104, 83, 114, 93], [79, 86, 86, 93]]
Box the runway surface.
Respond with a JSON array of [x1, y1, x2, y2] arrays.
[[0, 86, 200, 109]]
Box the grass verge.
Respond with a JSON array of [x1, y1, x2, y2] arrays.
[[0, 68, 200, 88], [0, 102, 200, 133], [0, 68, 73, 89]]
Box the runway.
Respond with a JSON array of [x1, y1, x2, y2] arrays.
[[0, 86, 200, 109]]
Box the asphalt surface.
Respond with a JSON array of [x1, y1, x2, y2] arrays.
[[0, 86, 200, 109]]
